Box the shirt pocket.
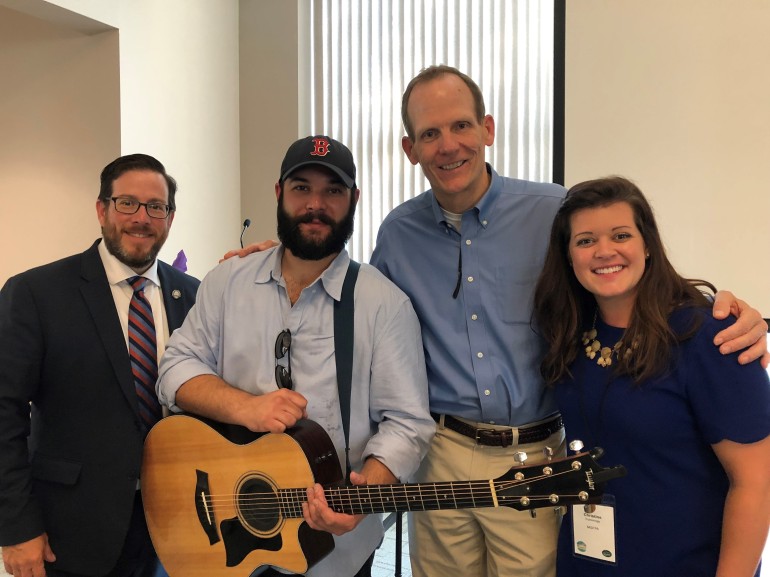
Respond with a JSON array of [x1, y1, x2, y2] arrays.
[[494, 265, 539, 323]]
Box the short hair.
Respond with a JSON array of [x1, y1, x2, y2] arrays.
[[401, 65, 486, 140], [98, 153, 178, 211]]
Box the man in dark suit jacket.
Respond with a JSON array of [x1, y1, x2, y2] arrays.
[[0, 154, 200, 577]]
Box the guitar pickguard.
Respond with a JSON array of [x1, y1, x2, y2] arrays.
[[220, 517, 283, 567]]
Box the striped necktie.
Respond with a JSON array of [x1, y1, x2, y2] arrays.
[[127, 276, 162, 431]]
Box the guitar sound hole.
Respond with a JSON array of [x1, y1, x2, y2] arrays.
[[237, 477, 281, 533]]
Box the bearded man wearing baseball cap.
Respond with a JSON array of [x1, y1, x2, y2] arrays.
[[155, 136, 434, 577]]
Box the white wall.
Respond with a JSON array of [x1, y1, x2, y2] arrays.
[[565, 0, 770, 314], [0, 0, 241, 283], [116, 0, 241, 279]]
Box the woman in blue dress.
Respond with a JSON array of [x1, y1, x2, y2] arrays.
[[533, 176, 770, 577]]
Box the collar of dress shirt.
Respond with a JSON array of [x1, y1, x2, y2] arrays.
[[428, 163, 500, 230], [257, 244, 352, 302]]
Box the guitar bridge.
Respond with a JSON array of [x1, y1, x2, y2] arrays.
[[195, 469, 220, 545]]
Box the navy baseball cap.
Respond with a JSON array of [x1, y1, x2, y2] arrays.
[[279, 135, 356, 189]]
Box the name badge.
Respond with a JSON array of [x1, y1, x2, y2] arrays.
[[570, 496, 618, 565]]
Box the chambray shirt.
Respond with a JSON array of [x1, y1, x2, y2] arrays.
[[370, 165, 566, 427], [157, 246, 433, 577]]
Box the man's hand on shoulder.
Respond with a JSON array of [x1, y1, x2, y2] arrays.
[[3, 534, 56, 577], [220, 240, 279, 263], [712, 290, 769, 368]]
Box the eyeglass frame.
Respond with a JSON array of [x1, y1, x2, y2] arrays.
[[105, 196, 172, 219], [274, 329, 293, 390]]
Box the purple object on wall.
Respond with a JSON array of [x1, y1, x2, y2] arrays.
[[171, 250, 187, 272]]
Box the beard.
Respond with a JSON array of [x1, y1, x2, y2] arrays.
[[101, 221, 166, 271], [276, 193, 355, 260]]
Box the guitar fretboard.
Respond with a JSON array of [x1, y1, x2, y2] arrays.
[[278, 481, 498, 518]]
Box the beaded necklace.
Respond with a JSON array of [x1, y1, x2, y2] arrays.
[[581, 311, 633, 368]]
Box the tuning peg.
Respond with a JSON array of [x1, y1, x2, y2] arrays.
[[514, 451, 528, 465], [568, 439, 584, 453], [542, 446, 554, 461]]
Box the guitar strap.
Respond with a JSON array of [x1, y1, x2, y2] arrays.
[[333, 259, 360, 485]]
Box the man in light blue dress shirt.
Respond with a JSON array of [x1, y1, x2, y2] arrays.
[[156, 136, 433, 577], [369, 65, 568, 577]]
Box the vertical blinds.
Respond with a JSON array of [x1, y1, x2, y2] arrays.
[[300, 0, 555, 261]]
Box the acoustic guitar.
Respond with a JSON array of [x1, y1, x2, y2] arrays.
[[141, 415, 626, 577]]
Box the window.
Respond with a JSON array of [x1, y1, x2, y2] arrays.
[[300, 0, 556, 262]]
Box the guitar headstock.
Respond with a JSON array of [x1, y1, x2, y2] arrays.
[[494, 446, 626, 511]]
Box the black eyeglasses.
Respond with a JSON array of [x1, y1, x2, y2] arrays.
[[274, 329, 293, 390], [106, 197, 172, 219]]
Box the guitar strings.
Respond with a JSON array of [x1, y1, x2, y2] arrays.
[[197, 468, 587, 520], [200, 468, 581, 504]]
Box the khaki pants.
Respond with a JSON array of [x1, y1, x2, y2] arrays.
[[409, 417, 566, 577]]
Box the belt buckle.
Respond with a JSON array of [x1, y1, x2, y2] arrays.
[[476, 427, 513, 448]]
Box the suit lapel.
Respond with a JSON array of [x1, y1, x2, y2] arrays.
[[79, 241, 140, 421], [78, 245, 193, 424], [158, 262, 193, 333]]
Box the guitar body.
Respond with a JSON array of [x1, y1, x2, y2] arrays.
[[141, 415, 342, 577]]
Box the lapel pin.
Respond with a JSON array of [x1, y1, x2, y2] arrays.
[[171, 289, 182, 300]]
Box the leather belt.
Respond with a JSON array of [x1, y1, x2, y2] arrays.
[[432, 413, 563, 447]]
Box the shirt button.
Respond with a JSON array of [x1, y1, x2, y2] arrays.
[[471, 314, 478, 321], [467, 276, 474, 282], [477, 352, 484, 358], [465, 239, 472, 245], [482, 219, 488, 226], [484, 389, 491, 396]]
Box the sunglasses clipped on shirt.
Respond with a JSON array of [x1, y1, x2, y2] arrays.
[[274, 329, 293, 390]]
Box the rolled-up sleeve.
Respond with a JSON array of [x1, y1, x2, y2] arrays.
[[358, 273, 434, 482], [156, 264, 228, 411]]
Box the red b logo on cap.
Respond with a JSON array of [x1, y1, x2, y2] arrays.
[[310, 138, 331, 157]]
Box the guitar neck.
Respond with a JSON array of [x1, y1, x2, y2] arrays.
[[279, 481, 498, 517]]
